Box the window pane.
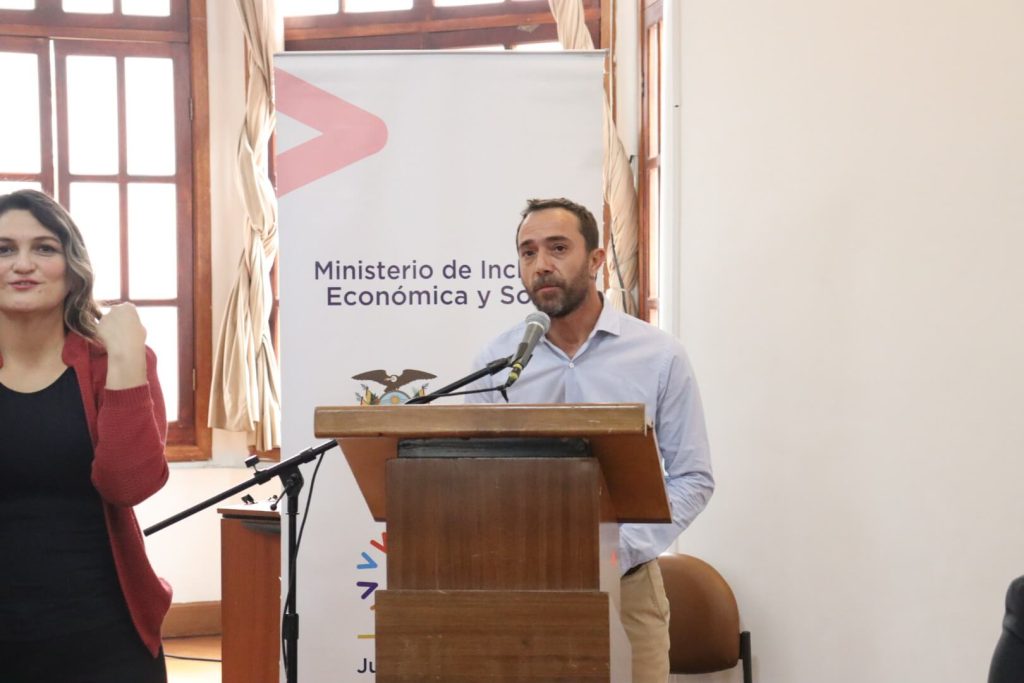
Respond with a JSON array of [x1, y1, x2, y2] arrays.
[[69, 182, 120, 301], [135, 306, 179, 422], [344, 0, 410, 10], [512, 41, 564, 51], [125, 57, 176, 175], [0, 52, 41, 173], [0, 0, 34, 10], [282, 0, 338, 16], [0, 181, 42, 194], [647, 24, 660, 156], [128, 183, 177, 299], [66, 55, 119, 175], [63, 0, 113, 12], [121, 0, 169, 16], [434, 0, 501, 5]]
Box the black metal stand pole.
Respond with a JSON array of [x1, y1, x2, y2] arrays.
[[281, 468, 303, 683]]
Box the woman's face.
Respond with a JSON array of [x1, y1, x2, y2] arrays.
[[0, 209, 69, 320]]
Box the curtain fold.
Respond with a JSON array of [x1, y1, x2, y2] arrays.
[[208, 0, 281, 451], [548, 0, 639, 316]]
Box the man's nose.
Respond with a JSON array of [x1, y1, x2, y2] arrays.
[[534, 251, 554, 273]]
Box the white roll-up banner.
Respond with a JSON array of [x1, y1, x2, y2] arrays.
[[275, 50, 604, 681]]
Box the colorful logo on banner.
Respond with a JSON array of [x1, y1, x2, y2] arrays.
[[355, 532, 387, 675], [353, 369, 436, 405]]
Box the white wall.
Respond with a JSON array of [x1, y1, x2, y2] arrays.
[[669, 0, 1024, 681], [135, 0, 254, 604]]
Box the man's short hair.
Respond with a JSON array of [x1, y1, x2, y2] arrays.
[[517, 197, 600, 252]]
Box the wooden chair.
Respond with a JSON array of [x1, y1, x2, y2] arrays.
[[657, 553, 752, 682]]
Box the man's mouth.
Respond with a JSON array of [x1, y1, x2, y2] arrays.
[[534, 280, 562, 294]]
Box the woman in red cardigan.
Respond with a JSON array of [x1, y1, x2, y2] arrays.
[[0, 189, 171, 682]]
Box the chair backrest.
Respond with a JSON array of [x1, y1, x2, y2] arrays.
[[657, 553, 741, 674]]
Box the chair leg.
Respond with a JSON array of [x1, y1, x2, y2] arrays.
[[740, 631, 752, 683]]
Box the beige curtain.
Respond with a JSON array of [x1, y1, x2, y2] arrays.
[[548, 0, 639, 315], [208, 0, 282, 451]]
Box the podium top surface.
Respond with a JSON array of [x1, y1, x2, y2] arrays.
[[314, 403, 671, 523], [217, 501, 279, 520], [315, 402, 647, 438]]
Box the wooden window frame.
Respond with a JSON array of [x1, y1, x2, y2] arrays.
[[284, 0, 601, 51], [0, 0, 212, 461], [638, 0, 662, 323], [53, 38, 195, 448], [0, 0, 189, 40], [0, 35, 54, 194]]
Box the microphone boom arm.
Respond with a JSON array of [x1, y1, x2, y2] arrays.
[[404, 355, 511, 405]]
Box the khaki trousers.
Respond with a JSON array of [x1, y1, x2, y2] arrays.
[[620, 559, 671, 683]]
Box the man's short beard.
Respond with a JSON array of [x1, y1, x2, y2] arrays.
[[529, 268, 592, 318]]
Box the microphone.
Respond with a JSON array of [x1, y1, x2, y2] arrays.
[[505, 311, 551, 387]]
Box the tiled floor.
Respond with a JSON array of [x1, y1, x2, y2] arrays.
[[164, 635, 221, 683]]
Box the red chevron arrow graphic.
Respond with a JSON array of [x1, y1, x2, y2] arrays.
[[370, 532, 386, 554], [274, 67, 389, 197]]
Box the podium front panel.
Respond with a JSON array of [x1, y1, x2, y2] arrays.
[[387, 457, 604, 590], [376, 590, 611, 683]]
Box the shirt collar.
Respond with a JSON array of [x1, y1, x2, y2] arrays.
[[593, 292, 622, 338], [539, 292, 622, 359]]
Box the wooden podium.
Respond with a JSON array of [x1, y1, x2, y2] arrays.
[[314, 403, 670, 683], [218, 503, 280, 683]]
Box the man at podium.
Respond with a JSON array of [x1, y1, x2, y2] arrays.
[[467, 197, 715, 682]]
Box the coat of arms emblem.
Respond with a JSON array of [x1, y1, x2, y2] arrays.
[[352, 369, 436, 405]]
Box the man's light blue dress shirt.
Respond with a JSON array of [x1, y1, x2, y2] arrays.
[[467, 297, 714, 574]]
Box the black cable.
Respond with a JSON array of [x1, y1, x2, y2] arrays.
[[281, 610, 288, 677], [296, 451, 326, 550], [418, 385, 507, 402], [164, 653, 222, 663]]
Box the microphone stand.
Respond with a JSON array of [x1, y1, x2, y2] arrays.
[[405, 355, 511, 404], [144, 439, 339, 683]]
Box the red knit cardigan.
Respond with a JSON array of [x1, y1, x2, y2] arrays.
[[0, 332, 173, 656]]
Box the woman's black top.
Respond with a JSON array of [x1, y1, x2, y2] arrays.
[[0, 367, 130, 641]]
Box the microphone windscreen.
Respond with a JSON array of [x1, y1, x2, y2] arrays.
[[526, 310, 551, 333]]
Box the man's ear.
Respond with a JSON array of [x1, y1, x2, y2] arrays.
[[589, 247, 606, 278]]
